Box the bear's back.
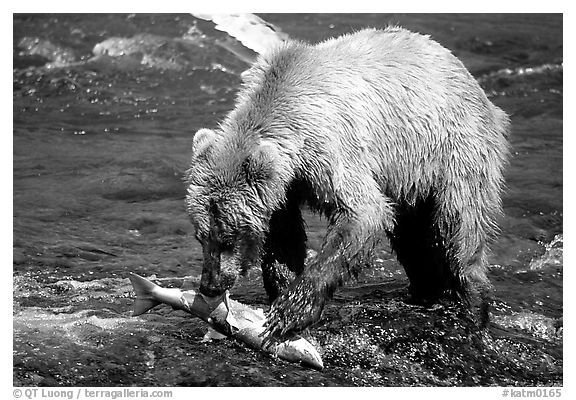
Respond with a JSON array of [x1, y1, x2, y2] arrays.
[[222, 27, 509, 204], [260, 28, 470, 95], [235, 27, 492, 135]]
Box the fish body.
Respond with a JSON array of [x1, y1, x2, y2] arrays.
[[128, 273, 323, 370]]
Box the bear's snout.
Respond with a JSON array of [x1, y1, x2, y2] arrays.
[[199, 250, 239, 297], [199, 281, 223, 297]]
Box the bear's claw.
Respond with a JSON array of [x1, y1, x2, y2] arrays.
[[262, 281, 325, 344]]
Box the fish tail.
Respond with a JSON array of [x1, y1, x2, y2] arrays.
[[128, 273, 161, 316]]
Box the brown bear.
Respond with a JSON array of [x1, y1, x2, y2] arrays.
[[185, 27, 510, 339]]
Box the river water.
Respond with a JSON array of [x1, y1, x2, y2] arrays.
[[13, 14, 563, 386]]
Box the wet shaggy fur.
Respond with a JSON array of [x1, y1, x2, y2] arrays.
[[185, 27, 510, 338]]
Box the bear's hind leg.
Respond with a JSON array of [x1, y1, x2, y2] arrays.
[[261, 199, 307, 303], [435, 180, 501, 327]]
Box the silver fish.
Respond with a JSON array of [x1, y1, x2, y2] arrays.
[[128, 273, 323, 370]]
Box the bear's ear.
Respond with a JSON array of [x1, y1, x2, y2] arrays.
[[243, 142, 279, 184], [191, 128, 218, 159]]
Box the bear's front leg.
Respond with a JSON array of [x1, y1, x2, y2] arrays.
[[263, 191, 395, 340], [263, 270, 327, 338]]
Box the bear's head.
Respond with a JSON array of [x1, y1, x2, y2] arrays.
[[185, 128, 285, 297]]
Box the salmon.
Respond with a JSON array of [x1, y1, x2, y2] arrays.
[[128, 273, 323, 370]]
